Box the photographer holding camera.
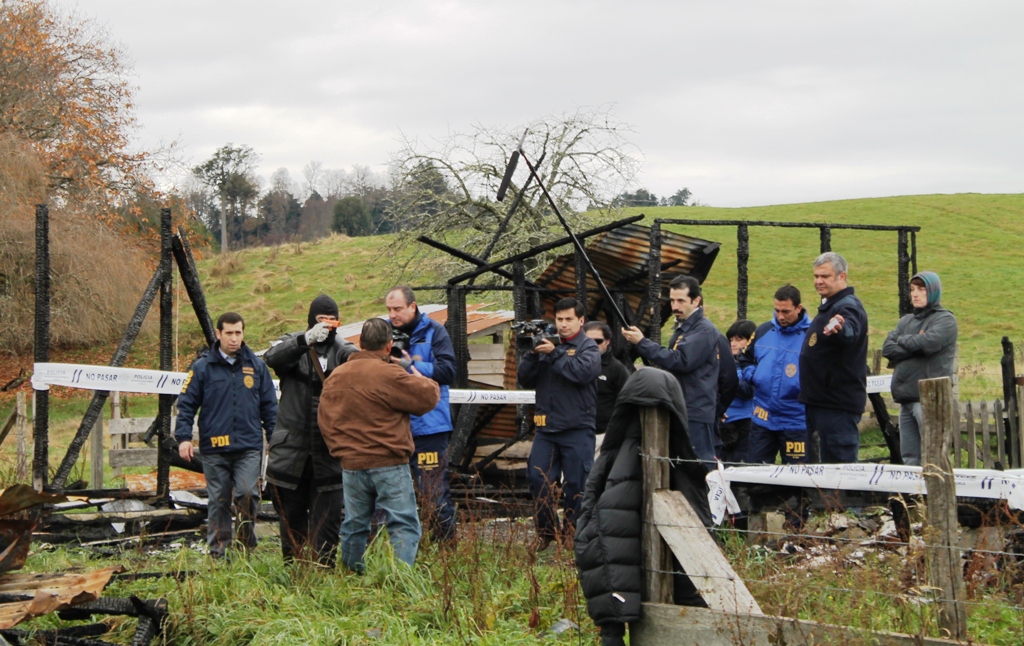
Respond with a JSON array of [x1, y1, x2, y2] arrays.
[[517, 298, 601, 551], [384, 286, 458, 542], [263, 295, 357, 567]]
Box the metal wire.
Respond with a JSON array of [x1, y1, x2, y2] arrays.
[[644, 519, 1024, 561], [643, 566, 1024, 612]]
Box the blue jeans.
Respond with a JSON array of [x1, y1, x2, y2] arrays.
[[527, 428, 595, 541], [341, 465, 421, 571], [410, 431, 455, 542], [805, 406, 861, 464], [202, 449, 262, 559], [899, 402, 923, 466], [747, 425, 808, 464]]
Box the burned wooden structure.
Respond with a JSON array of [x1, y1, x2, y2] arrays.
[[31, 206, 216, 501], [413, 216, 723, 469], [417, 214, 943, 471]]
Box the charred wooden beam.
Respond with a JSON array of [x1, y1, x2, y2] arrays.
[[171, 229, 216, 346], [645, 222, 662, 341], [157, 208, 173, 504], [656, 218, 921, 232], [33, 204, 51, 491], [736, 223, 749, 320], [897, 229, 911, 317]]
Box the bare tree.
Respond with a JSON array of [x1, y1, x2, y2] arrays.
[[386, 106, 641, 279], [320, 167, 351, 199], [302, 160, 323, 199]]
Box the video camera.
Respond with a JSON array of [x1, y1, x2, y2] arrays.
[[513, 320, 561, 352]]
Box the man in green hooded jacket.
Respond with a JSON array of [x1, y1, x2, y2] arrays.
[[882, 271, 958, 466]]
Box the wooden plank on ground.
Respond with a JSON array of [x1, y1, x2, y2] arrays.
[[631, 603, 973, 646], [652, 489, 762, 615], [109, 449, 158, 468]]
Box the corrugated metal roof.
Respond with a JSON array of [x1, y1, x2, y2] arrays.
[[535, 223, 720, 328]]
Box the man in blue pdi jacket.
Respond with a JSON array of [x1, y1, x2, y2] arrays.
[[385, 286, 458, 542], [518, 297, 601, 551], [799, 252, 869, 463], [622, 275, 722, 466], [175, 312, 278, 559], [740, 285, 812, 464]]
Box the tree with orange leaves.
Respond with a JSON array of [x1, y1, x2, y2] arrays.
[[0, 0, 151, 215]]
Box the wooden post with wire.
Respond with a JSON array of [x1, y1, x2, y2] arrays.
[[919, 377, 967, 640]]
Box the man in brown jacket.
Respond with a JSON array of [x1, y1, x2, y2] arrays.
[[318, 318, 440, 571]]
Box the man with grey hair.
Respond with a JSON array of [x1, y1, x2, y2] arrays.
[[798, 252, 868, 463]]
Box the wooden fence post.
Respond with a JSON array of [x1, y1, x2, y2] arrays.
[[90, 401, 104, 489], [111, 392, 122, 481], [1017, 385, 1024, 467], [919, 377, 967, 640], [964, 402, 976, 469], [640, 406, 673, 604], [16, 392, 28, 482]]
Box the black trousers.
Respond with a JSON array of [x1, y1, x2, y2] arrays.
[[271, 458, 343, 567]]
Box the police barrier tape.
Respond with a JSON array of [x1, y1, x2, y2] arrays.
[[706, 462, 1024, 525], [30, 362, 535, 404]]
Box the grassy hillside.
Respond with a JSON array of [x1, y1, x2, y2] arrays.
[[185, 234, 411, 351], [189, 194, 1023, 398]]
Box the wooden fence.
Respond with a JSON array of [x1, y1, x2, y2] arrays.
[[631, 404, 966, 645]]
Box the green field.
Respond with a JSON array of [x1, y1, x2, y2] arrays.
[[193, 193, 1024, 399]]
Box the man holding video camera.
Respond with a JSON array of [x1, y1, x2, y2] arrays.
[[517, 297, 601, 551], [385, 286, 458, 542]]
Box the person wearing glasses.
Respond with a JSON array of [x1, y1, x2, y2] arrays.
[[583, 321, 631, 437]]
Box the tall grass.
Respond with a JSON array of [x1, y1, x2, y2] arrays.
[[21, 521, 594, 645]]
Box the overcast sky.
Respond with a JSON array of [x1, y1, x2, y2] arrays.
[[64, 0, 1024, 207]]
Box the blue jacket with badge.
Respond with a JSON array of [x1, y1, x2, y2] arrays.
[[174, 342, 277, 454], [740, 312, 811, 431], [517, 331, 601, 433], [397, 310, 456, 437]]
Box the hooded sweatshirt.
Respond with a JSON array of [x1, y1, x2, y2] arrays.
[[882, 272, 958, 403]]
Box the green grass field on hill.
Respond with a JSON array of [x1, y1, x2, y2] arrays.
[[192, 193, 1024, 399]]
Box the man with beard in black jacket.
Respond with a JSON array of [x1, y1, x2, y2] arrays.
[[264, 295, 357, 566]]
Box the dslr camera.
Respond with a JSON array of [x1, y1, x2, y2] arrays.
[[513, 320, 561, 352], [390, 329, 411, 359]]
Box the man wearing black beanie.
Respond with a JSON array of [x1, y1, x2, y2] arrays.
[[264, 294, 357, 566]]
